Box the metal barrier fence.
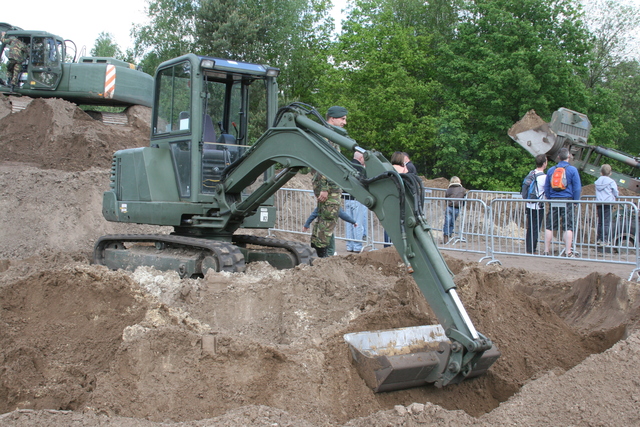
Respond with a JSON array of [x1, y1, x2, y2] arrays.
[[466, 189, 521, 205], [271, 188, 640, 280], [486, 199, 639, 272]]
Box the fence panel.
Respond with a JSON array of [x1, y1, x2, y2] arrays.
[[487, 199, 639, 268], [424, 187, 447, 199], [271, 188, 640, 279], [466, 190, 520, 206], [272, 189, 369, 250], [271, 188, 317, 238], [422, 197, 489, 255]]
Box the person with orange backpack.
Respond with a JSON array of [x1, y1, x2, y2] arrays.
[[543, 147, 582, 257]]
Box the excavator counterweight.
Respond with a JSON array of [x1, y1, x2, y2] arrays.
[[95, 53, 500, 391]]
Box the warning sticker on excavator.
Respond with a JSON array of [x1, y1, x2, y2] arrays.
[[260, 208, 268, 222], [119, 203, 128, 213], [105, 64, 116, 99]]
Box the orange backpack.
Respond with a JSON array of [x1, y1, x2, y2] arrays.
[[550, 166, 567, 190]]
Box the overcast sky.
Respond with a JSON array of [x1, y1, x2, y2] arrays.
[[3, 0, 148, 55], [3, 0, 349, 56]]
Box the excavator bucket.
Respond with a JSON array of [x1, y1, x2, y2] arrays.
[[508, 108, 592, 162], [507, 110, 558, 159], [344, 325, 501, 392]]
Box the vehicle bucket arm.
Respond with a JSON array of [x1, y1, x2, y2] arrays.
[[221, 105, 499, 391]]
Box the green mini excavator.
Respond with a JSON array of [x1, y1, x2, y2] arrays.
[[94, 53, 500, 392]]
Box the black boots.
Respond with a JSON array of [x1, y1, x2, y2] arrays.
[[311, 243, 328, 258]]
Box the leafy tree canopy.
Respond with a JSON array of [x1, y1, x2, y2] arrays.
[[432, 0, 594, 189], [132, 0, 198, 74], [91, 32, 124, 60], [195, 0, 334, 101], [318, 0, 446, 169], [125, 0, 640, 191]]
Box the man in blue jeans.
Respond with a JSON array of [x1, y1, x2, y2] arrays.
[[443, 176, 466, 243], [543, 147, 582, 257], [345, 151, 367, 252]]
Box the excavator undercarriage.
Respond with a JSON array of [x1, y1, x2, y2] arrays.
[[94, 234, 314, 277]]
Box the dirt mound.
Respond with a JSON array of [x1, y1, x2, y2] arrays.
[[0, 96, 150, 171], [2, 250, 639, 426], [518, 271, 640, 338], [508, 109, 547, 138], [0, 266, 148, 413], [0, 164, 165, 259], [422, 177, 450, 189], [581, 183, 636, 197]]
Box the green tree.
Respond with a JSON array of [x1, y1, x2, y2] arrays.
[[433, 0, 593, 189], [581, 0, 640, 155], [196, 0, 334, 102], [132, 0, 198, 74], [91, 32, 124, 59], [133, 0, 333, 101], [320, 0, 446, 171], [582, 0, 640, 89], [604, 60, 640, 155]]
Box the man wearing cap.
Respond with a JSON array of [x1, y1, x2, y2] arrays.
[[310, 106, 347, 257]]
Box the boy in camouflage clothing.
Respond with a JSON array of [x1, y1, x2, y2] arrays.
[[310, 106, 348, 257]]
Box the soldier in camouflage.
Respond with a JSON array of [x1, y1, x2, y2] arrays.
[[310, 106, 348, 257], [1, 33, 28, 88]]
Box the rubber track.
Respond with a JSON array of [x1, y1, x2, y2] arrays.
[[232, 234, 315, 266], [93, 234, 246, 273]]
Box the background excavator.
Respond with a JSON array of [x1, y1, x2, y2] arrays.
[[0, 22, 153, 124], [509, 107, 640, 194], [93, 53, 500, 393]]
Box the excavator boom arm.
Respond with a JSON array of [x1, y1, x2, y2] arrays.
[[222, 106, 497, 387]]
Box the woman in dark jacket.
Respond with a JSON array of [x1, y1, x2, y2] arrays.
[[443, 176, 466, 243]]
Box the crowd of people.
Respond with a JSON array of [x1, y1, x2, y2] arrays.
[[527, 147, 617, 257], [305, 105, 424, 257], [303, 107, 616, 259]]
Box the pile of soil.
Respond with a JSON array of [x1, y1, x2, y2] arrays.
[[1, 97, 640, 426], [507, 109, 547, 139]]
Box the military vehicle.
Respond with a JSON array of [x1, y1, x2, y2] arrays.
[[509, 107, 640, 193], [94, 53, 500, 392], [0, 22, 152, 122]]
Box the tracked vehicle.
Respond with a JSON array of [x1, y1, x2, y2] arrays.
[[95, 53, 500, 392], [0, 23, 153, 114]]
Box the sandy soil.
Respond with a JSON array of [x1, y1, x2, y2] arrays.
[[1, 97, 640, 426]]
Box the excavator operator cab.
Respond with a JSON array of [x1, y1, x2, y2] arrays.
[[0, 31, 64, 89], [151, 54, 279, 199]]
